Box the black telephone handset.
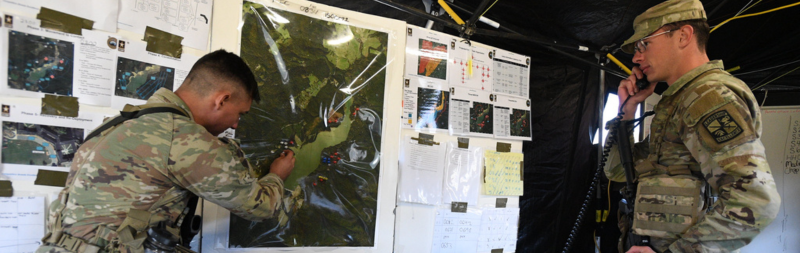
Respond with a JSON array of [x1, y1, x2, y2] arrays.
[[635, 74, 650, 90]]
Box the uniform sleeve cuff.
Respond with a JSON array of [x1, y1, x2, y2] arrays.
[[260, 173, 285, 188]]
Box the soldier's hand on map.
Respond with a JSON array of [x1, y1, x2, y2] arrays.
[[270, 150, 295, 181]]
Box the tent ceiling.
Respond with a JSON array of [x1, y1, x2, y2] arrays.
[[340, 0, 800, 91]]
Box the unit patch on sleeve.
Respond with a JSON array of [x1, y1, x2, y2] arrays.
[[702, 110, 743, 143]]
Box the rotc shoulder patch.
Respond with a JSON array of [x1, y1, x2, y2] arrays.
[[702, 110, 743, 143]]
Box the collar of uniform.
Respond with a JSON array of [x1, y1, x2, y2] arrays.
[[662, 60, 725, 97], [147, 88, 195, 120]]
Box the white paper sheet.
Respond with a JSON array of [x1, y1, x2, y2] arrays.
[[0, 196, 46, 253], [72, 29, 119, 107], [449, 86, 494, 137], [0, 15, 119, 106], [492, 49, 530, 98], [0, 104, 105, 181], [431, 207, 482, 253], [402, 76, 450, 132], [477, 207, 519, 253], [398, 135, 446, 205], [442, 142, 482, 205], [0, 0, 119, 32], [448, 41, 493, 91], [493, 94, 532, 140], [111, 39, 198, 110], [0, 15, 79, 98], [117, 0, 213, 50], [405, 25, 450, 81]]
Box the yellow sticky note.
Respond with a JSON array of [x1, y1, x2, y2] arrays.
[[482, 151, 524, 195]]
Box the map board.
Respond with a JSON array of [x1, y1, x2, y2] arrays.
[[221, 0, 396, 248]]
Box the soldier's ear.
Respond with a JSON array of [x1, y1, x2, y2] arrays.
[[213, 93, 231, 111]]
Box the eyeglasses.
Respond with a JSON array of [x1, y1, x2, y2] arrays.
[[633, 29, 676, 53]]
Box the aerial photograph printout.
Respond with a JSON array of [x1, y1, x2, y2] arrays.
[[114, 57, 175, 100], [228, 1, 389, 247], [417, 87, 449, 130], [2, 121, 83, 167], [7, 30, 75, 96]]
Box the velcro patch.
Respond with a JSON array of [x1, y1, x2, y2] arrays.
[[702, 110, 743, 143]]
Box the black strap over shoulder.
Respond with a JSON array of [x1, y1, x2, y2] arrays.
[[83, 106, 189, 144]]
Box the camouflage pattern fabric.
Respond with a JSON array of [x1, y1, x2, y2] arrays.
[[37, 88, 284, 252], [605, 61, 781, 252], [621, 0, 707, 54]]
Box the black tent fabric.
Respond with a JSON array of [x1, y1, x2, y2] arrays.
[[299, 0, 800, 252]]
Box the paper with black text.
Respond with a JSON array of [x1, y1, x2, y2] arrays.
[[398, 135, 446, 205], [0, 15, 118, 106], [493, 94, 532, 141], [449, 86, 494, 137], [402, 76, 450, 132], [117, 0, 213, 50], [431, 207, 482, 253], [0, 0, 119, 32], [0, 196, 46, 253], [0, 103, 105, 181]]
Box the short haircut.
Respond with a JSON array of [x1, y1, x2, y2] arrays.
[[185, 49, 261, 102], [663, 19, 710, 53]]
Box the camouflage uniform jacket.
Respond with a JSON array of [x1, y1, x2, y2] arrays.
[[605, 61, 780, 252], [38, 88, 284, 252]]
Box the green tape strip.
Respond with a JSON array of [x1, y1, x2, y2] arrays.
[[36, 7, 93, 35], [457, 137, 469, 149], [0, 180, 13, 197], [496, 142, 511, 152], [42, 94, 79, 117], [495, 198, 507, 208], [144, 26, 184, 58], [34, 169, 69, 187]]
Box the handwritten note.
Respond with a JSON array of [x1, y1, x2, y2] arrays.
[[431, 208, 482, 253], [483, 151, 524, 195], [478, 208, 519, 252], [0, 196, 46, 253], [786, 117, 800, 175]]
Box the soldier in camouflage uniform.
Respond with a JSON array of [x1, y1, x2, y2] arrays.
[[37, 50, 296, 253], [605, 0, 780, 252]]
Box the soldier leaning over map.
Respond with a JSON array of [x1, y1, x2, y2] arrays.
[[37, 50, 296, 253]]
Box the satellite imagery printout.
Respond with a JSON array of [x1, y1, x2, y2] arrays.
[[2, 121, 83, 167], [229, 1, 388, 247], [114, 57, 175, 100], [7, 30, 74, 96]]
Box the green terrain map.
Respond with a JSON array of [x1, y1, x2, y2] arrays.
[[229, 1, 388, 247]]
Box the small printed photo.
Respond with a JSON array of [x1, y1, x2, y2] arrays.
[[115, 57, 175, 100], [4, 15, 12, 28], [416, 87, 449, 130], [470, 101, 493, 134], [1, 104, 10, 117], [118, 40, 126, 52], [511, 109, 531, 137], [417, 38, 448, 80]]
